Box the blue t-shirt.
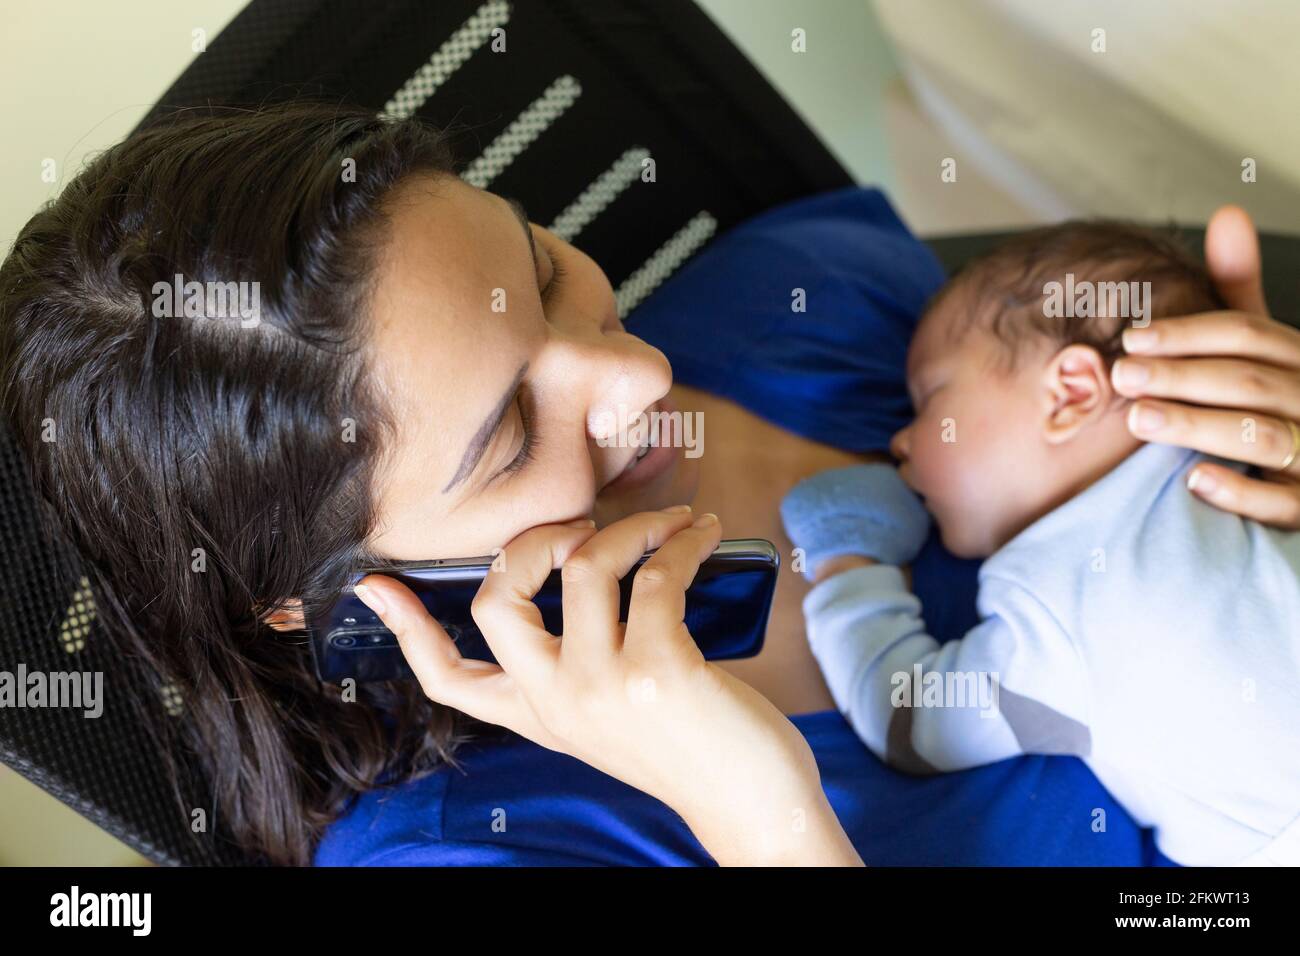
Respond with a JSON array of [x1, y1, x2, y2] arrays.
[[316, 187, 1172, 866]]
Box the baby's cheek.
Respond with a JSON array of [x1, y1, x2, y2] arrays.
[[939, 447, 981, 514], [916, 411, 1000, 525], [909, 420, 962, 503]]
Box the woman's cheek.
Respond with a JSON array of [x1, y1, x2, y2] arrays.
[[482, 459, 599, 538], [532, 471, 598, 525]]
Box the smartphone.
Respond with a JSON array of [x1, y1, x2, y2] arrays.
[[308, 538, 779, 683]]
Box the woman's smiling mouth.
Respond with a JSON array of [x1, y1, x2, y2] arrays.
[[599, 396, 679, 493]]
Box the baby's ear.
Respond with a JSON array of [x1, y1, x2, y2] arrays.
[[1041, 344, 1113, 444]]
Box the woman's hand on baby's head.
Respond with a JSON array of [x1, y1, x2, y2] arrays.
[[352, 508, 855, 864], [1112, 207, 1300, 529]]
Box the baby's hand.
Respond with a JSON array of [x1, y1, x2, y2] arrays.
[[780, 464, 931, 582]]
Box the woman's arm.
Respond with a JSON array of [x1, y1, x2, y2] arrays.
[[1112, 205, 1300, 528], [352, 508, 863, 866]]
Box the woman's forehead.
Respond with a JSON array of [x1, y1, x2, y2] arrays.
[[363, 177, 541, 510], [368, 179, 539, 379], [373, 178, 529, 318]]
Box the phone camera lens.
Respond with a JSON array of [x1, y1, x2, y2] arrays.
[[332, 634, 358, 648]]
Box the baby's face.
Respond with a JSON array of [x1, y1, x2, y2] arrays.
[[891, 301, 1062, 558]]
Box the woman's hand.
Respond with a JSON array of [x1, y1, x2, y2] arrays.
[[1112, 205, 1300, 528], [352, 507, 862, 866]]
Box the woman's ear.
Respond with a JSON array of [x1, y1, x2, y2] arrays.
[[1041, 344, 1114, 445], [260, 598, 307, 632]]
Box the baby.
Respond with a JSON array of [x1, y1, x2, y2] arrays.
[[781, 221, 1300, 866]]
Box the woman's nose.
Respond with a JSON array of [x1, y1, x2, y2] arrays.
[[545, 323, 673, 443], [586, 342, 673, 443]]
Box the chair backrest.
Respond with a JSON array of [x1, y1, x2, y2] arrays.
[[0, 0, 852, 865]]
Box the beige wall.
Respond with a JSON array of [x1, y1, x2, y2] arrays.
[[0, 1, 246, 252], [875, 0, 1300, 233]]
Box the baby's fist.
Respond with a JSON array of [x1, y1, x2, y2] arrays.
[[780, 464, 931, 581]]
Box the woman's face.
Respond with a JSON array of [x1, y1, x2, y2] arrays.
[[364, 174, 699, 560]]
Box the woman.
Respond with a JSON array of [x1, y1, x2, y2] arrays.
[[2, 102, 1295, 865]]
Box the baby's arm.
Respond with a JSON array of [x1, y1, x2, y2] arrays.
[[804, 565, 1092, 772], [782, 466, 1092, 773]]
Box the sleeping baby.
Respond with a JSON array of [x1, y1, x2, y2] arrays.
[[780, 221, 1300, 866]]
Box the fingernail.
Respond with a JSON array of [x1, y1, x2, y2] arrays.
[[1187, 468, 1217, 496], [567, 518, 597, 528], [692, 512, 718, 527], [1112, 359, 1149, 391], [663, 504, 692, 513], [1128, 402, 1165, 434], [1122, 327, 1157, 353], [353, 583, 387, 616]]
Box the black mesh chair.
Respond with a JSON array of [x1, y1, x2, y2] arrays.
[[3, 0, 1297, 867]]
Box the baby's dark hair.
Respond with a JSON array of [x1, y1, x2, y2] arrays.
[[928, 221, 1225, 370]]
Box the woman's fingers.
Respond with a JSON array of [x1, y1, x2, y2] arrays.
[[1204, 204, 1269, 317], [623, 512, 723, 662], [1113, 221, 1300, 532], [352, 574, 532, 730], [559, 506, 698, 663], [1121, 312, 1300, 368], [1112, 355, 1300, 422], [471, 521, 597, 681], [1187, 463, 1300, 530], [1126, 399, 1300, 475]]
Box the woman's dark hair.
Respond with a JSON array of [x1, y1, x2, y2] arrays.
[[0, 101, 473, 865]]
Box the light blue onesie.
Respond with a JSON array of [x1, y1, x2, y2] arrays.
[[792, 443, 1300, 865]]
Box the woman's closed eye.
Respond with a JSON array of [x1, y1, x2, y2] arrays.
[[541, 255, 567, 307], [497, 386, 540, 480]]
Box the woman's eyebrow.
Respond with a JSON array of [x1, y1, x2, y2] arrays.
[[504, 196, 538, 269], [442, 360, 530, 493]]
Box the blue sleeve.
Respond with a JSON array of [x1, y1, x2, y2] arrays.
[[313, 740, 719, 867], [340, 840, 606, 867]]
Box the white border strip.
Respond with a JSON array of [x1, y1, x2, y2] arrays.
[[548, 147, 651, 242], [381, 0, 513, 120], [615, 211, 718, 318], [463, 75, 583, 189]]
